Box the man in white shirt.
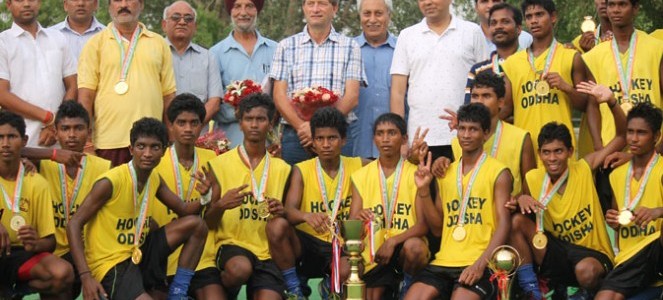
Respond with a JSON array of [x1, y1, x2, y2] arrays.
[[0, 0, 77, 148], [50, 0, 105, 60], [390, 0, 487, 161]]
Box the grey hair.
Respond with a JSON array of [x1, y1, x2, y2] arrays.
[[357, 0, 393, 12], [302, 0, 340, 6], [163, 1, 198, 21]]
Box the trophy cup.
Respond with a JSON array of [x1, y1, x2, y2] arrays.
[[487, 245, 522, 300], [342, 220, 365, 300]]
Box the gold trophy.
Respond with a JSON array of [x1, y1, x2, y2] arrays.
[[487, 245, 522, 300], [342, 220, 365, 300], [581, 16, 596, 33]]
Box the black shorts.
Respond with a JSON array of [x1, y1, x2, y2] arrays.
[[413, 265, 495, 299], [100, 227, 171, 299], [362, 243, 404, 288], [0, 247, 35, 290], [296, 230, 332, 278], [167, 267, 222, 296], [540, 231, 613, 287], [216, 245, 285, 298], [600, 239, 663, 297]]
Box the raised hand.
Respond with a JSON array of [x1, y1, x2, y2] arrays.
[[193, 165, 213, 196], [214, 184, 249, 211], [576, 81, 614, 104], [439, 108, 458, 131], [431, 156, 451, 178], [415, 151, 433, 189]]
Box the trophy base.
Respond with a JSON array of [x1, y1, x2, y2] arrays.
[[344, 282, 365, 300]]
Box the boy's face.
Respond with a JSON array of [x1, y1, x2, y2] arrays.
[[457, 120, 487, 153], [373, 122, 406, 158], [129, 136, 164, 171], [239, 107, 271, 144], [524, 4, 555, 39], [170, 111, 202, 146], [312, 127, 345, 161], [56, 117, 89, 152], [0, 124, 26, 164], [539, 139, 572, 178], [470, 86, 502, 118], [626, 117, 659, 156]]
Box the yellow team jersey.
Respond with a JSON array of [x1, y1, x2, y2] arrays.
[[432, 156, 507, 267], [351, 159, 419, 273], [502, 43, 577, 152], [85, 164, 161, 281], [571, 31, 611, 54], [40, 156, 111, 257], [0, 172, 55, 247], [526, 159, 614, 261], [609, 156, 663, 266], [209, 147, 291, 261], [578, 31, 663, 156], [296, 156, 363, 242], [154, 147, 217, 275], [451, 121, 528, 196], [651, 29, 663, 41]]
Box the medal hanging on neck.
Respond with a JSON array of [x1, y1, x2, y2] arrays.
[[527, 39, 558, 97], [128, 161, 152, 264], [110, 25, 141, 95], [2, 163, 26, 232], [611, 31, 637, 112], [491, 53, 503, 76], [238, 145, 270, 219], [532, 168, 569, 249], [619, 154, 658, 225], [377, 158, 404, 241], [452, 153, 487, 242], [58, 157, 87, 222], [169, 145, 199, 201]]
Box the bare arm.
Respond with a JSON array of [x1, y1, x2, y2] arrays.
[[204, 97, 221, 124], [584, 93, 626, 170], [0, 79, 50, 122], [63, 75, 77, 101], [390, 74, 408, 117], [335, 80, 360, 115], [584, 71, 604, 150], [424, 183, 443, 238], [349, 182, 364, 220], [203, 170, 248, 229], [155, 177, 203, 216], [283, 167, 306, 225], [567, 53, 590, 110], [78, 88, 96, 119], [520, 134, 536, 195]]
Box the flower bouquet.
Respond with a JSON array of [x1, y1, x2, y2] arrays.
[[291, 86, 340, 121], [223, 79, 263, 108], [195, 121, 231, 155]]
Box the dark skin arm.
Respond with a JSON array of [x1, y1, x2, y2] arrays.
[[17, 227, 55, 253], [21, 147, 86, 169], [63, 75, 77, 101], [283, 167, 328, 233], [78, 88, 96, 120], [154, 166, 213, 217], [520, 134, 536, 195], [203, 169, 249, 229], [585, 70, 605, 150], [657, 57, 663, 154]]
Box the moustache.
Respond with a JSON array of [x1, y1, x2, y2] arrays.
[[118, 8, 131, 14]]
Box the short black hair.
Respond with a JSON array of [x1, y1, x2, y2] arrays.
[[237, 93, 276, 121], [489, 3, 523, 26], [129, 118, 168, 147], [538, 122, 572, 149], [521, 0, 556, 16], [310, 107, 348, 138], [55, 100, 90, 127], [373, 113, 407, 136], [167, 93, 206, 123], [605, 0, 639, 6], [627, 102, 663, 133], [472, 71, 506, 98], [457, 103, 491, 132], [0, 111, 26, 137]]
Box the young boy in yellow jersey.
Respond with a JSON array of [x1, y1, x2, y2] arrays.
[[205, 93, 291, 300], [67, 118, 211, 300], [0, 111, 74, 300], [596, 103, 663, 300], [350, 113, 429, 300], [501, 0, 601, 155], [509, 82, 626, 299], [266, 107, 364, 299], [153, 94, 223, 299], [405, 103, 512, 300]]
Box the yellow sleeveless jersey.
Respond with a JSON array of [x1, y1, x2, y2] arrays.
[[40, 156, 111, 257], [85, 164, 161, 281], [209, 147, 291, 261], [154, 147, 217, 275], [578, 31, 663, 156], [526, 159, 614, 261], [609, 156, 663, 265], [651, 29, 663, 41], [502, 44, 577, 152], [571, 33, 611, 54], [0, 172, 55, 246], [351, 159, 419, 273], [451, 121, 528, 196], [432, 156, 507, 267], [295, 156, 363, 242]]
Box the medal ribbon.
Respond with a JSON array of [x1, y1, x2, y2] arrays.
[[611, 31, 637, 101], [238, 145, 270, 202], [365, 219, 377, 263], [128, 161, 152, 249], [110, 24, 142, 83], [314, 158, 345, 225], [623, 154, 658, 211], [0, 163, 24, 213], [489, 120, 503, 157], [527, 38, 558, 80], [377, 158, 404, 232], [491, 53, 501, 75], [594, 24, 601, 45], [455, 153, 488, 226], [169, 145, 199, 201], [331, 224, 342, 293], [535, 168, 569, 232], [57, 157, 87, 220]]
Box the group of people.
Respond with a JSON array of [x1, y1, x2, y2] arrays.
[[0, 0, 661, 299]]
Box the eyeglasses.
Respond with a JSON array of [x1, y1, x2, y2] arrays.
[[169, 14, 195, 23]]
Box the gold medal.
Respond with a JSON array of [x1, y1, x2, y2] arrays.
[[131, 247, 142, 264], [10, 215, 25, 231], [535, 80, 550, 96], [257, 200, 271, 219], [532, 231, 548, 250], [618, 210, 633, 226], [581, 16, 596, 33], [452, 225, 466, 242], [620, 101, 633, 112], [114, 81, 129, 95]]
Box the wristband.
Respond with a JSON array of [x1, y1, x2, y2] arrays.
[[50, 148, 57, 161], [43, 111, 54, 126], [78, 270, 91, 278], [200, 190, 212, 206]]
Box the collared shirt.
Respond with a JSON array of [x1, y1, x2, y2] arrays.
[[209, 30, 277, 124], [484, 30, 532, 53], [168, 39, 223, 103], [464, 51, 503, 104], [50, 17, 105, 59], [0, 22, 77, 147], [353, 32, 397, 158], [391, 16, 487, 146], [78, 23, 176, 149]]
